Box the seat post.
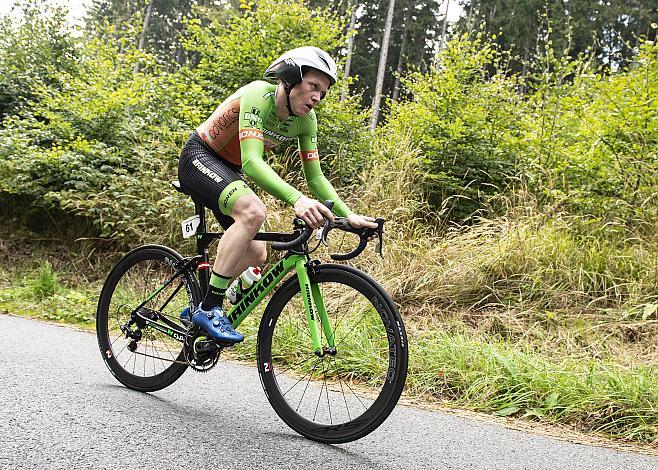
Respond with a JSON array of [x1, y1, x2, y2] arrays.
[[171, 181, 212, 297], [194, 199, 210, 296]]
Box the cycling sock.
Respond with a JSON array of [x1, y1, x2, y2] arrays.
[[201, 270, 231, 310]]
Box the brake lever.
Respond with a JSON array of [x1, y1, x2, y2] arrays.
[[374, 218, 384, 258], [318, 218, 331, 247], [326, 217, 385, 261]]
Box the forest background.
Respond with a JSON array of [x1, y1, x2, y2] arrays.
[[0, 0, 657, 447]]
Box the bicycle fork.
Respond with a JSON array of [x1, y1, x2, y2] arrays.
[[295, 259, 336, 357]]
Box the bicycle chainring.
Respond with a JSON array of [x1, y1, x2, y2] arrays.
[[184, 329, 221, 373]]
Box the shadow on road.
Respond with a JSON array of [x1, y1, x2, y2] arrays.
[[261, 431, 380, 465], [93, 382, 379, 466]]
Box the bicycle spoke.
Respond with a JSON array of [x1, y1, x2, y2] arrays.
[[313, 360, 326, 421], [324, 359, 332, 424], [156, 280, 185, 313], [333, 309, 373, 351], [131, 349, 137, 374], [282, 358, 319, 399], [151, 337, 158, 376], [110, 331, 124, 348], [295, 360, 321, 412], [161, 333, 179, 361], [274, 353, 316, 379], [296, 315, 312, 341], [332, 356, 352, 421], [113, 340, 128, 362], [98, 246, 197, 391], [154, 336, 170, 371], [331, 355, 372, 410], [146, 337, 154, 375], [121, 346, 133, 368]]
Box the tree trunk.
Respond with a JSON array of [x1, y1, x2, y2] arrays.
[[392, 7, 411, 102], [520, 43, 529, 93], [133, 0, 155, 74], [466, 0, 474, 34], [370, 0, 396, 131], [439, 0, 450, 52], [341, 4, 358, 102]]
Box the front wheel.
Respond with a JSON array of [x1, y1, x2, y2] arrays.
[[96, 245, 201, 392], [257, 264, 408, 443]]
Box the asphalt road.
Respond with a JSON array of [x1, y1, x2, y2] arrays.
[[1, 313, 656, 469]]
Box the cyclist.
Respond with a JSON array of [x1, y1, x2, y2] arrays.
[[178, 46, 377, 343]]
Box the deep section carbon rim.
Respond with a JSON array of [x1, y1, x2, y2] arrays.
[[96, 245, 200, 392], [258, 265, 407, 443]]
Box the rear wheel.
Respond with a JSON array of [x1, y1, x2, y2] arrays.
[[96, 245, 201, 392], [257, 264, 407, 443]]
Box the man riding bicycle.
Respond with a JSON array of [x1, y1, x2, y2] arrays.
[[178, 46, 377, 343]]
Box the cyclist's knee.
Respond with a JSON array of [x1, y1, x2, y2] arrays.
[[233, 196, 267, 230]]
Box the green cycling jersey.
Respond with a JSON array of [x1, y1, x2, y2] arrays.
[[196, 80, 352, 217]]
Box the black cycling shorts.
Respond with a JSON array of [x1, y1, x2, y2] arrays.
[[178, 131, 255, 229]]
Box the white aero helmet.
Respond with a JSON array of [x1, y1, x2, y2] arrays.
[[264, 46, 338, 87]]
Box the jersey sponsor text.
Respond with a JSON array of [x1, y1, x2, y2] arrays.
[[192, 158, 223, 184], [300, 150, 319, 162], [209, 107, 239, 140], [239, 128, 264, 142]]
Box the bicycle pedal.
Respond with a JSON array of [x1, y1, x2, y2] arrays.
[[193, 336, 220, 353]]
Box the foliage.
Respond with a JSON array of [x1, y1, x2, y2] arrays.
[[0, 267, 96, 326], [182, 0, 370, 167], [0, 0, 80, 118], [183, 0, 344, 102], [2, 0, 658, 445], [0, 0, 369, 242], [86, 0, 222, 67], [316, 0, 448, 109], [408, 330, 658, 443], [382, 34, 523, 220], [457, 0, 658, 73], [521, 38, 658, 229], [0, 10, 203, 241]]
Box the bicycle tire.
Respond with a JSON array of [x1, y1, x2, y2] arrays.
[[257, 264, 408, 443], [96, 244, 201, 392]]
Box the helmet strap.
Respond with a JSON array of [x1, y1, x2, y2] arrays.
[[282, 81, 297, 117]]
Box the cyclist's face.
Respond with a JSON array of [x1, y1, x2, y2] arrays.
[[289, 69, 330, 116]]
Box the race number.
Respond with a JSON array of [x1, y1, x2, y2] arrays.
[[181, 215, 200, 238]]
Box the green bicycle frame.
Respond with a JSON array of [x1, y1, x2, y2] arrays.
[[224, 254, 335, 354]]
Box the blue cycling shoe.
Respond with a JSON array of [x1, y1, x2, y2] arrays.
[[190, 305, 244, 343], [180, 306, 191, 324]]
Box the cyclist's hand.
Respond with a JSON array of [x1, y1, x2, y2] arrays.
[[347, 214, 378, 241], [294, 196, 334, 229]]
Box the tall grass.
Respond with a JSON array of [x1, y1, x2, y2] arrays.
[[408, 331, 658, 443], [279, 134, 658, 442]]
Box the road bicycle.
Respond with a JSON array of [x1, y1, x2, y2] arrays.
[[96, 181, 408, 444]]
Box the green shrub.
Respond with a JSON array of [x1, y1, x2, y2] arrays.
[[520, 40, 658, 229], [29, 261, 60, 300], [381, 34, 524, 221], [183, 0, 370, 179], [0, 0, 370, 243], [0, 0, 79, 118]]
